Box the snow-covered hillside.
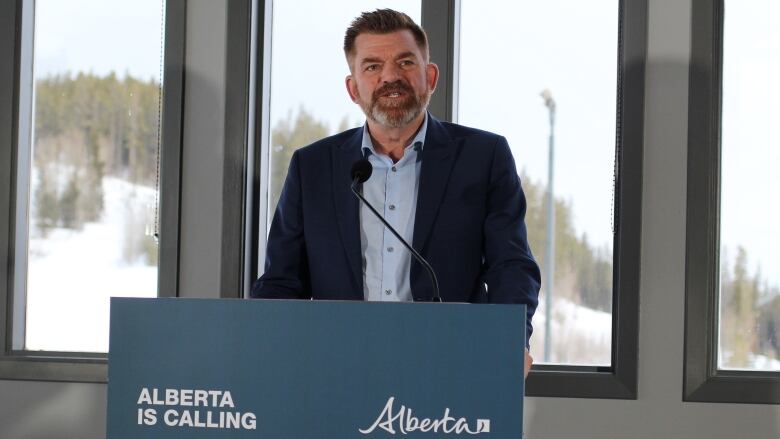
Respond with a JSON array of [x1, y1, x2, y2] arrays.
[[25, 177, 157, 352], [530, 298, 612, 366]]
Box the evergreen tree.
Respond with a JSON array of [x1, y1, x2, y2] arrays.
[[721, 246, 759, 367], [33, 72, 161, 188], [32, 72, 162, 232], [269, 108, 329, 213], [34, 164, 59, 233], [80, 127, 105, 222], [521, 171, 613, 312], [59, 171, 81, 229], [758, 293, 780, 360]]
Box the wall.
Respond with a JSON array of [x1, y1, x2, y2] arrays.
[[1, 0, 778, 438], [177, 0, 228, 298]]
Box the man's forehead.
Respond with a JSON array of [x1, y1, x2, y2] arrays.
[[352, 30, 424, 59]]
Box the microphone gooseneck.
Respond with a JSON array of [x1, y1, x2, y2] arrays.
[[350, 159, 442, 302]]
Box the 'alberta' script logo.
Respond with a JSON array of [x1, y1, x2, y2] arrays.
[[359, 397, 491, 435]]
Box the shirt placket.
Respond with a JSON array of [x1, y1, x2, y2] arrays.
[[381, 161, 399, 301]]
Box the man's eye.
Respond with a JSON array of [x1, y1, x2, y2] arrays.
[[365, 65, 378, 72], [400, 60, 414, 66]]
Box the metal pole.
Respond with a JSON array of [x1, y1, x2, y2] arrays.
[[540, 89, 556, 363]]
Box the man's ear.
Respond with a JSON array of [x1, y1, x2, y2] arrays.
[[345, 75, 359, 103], [426, 62, 440, 93]]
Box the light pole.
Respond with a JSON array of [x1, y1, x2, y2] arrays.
[[540, 89, 556, 363]]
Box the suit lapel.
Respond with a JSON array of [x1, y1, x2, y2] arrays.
[[412, 115, 457, 253], [332, 129, 365, 299]]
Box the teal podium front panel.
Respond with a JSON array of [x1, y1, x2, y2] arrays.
[[107, 298, 525, 438]]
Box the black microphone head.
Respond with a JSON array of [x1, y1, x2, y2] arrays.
[[351, 159, 373, 184]]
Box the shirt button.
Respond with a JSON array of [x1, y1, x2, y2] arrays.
[[387, 247, 394, 252], [385, 289, 392, 295], [389, 204, 396, 210], [391, 166, 397, 172]]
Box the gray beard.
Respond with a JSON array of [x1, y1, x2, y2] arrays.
[[362, 91, 431, 128]]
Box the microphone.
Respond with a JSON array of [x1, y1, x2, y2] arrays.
[[350, 159, 442, 302], [351, 159, 373, 185]]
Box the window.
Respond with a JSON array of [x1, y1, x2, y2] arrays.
[[685, 0, 780, 403], [458, 0, 619, 368], [718, 0, 780, 373], [1, 0, 184, 382], [455, 1, 644, 398], [20, 0, 165, 353]]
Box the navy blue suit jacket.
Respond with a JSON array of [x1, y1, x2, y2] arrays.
[[251, 114, 541, 342]]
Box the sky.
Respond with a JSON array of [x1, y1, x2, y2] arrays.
[[34, 0, 164, 81], [26, 0, 780, 340], [457, 1, 619, 253], [720, 0, 780, 291]]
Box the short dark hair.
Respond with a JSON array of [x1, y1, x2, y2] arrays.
[[343, 9, 429, 61]]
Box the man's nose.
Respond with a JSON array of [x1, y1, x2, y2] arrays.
[[380, 64, 402, 83]]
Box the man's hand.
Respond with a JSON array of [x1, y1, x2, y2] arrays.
[[524, 348, 533, 379]]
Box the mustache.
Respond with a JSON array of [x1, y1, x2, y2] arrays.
[[373, 80, 415, 99]]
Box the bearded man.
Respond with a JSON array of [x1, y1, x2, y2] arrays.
[[251, 9, 540, 377]]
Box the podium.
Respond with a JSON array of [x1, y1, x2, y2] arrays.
[[107, 298, 526, 438]]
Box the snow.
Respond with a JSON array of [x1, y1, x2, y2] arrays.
[[750, 354, 780, 370], [25, 177, 158, 353], [19, 177, 779, 370], [530, 297, 613, 366], [719, 350, 780, 371]]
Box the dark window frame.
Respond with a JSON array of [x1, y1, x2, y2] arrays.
[[0, 0, 187, 382], [683, 0, 780, 404], [221, 0, 254, 299], [248, 0, 269, 289], [523, 0, 646, 399]]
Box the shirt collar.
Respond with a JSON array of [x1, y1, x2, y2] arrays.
[[361, 113, 428, 158]]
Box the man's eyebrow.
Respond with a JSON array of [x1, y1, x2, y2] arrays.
[[360, 57, 383, 65], [359, 52, 419, 65], [394, 51, 416, 60]]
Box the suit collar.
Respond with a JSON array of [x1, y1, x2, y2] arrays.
[[360, 114, 429, 158], [413, 113, 457, 251], [333, 113, 458, 300], [421, 113, 454, 152]]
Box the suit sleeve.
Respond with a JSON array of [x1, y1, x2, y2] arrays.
[[250, 150, 312, 299], [482, 136, 541, 347]]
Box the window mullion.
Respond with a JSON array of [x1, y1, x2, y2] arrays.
[[421, 0, 459, 123]]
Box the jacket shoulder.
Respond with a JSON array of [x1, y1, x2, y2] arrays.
[[295, 127, 361, 159]]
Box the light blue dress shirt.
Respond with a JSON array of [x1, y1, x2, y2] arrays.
[[359, 117, 428, 302]]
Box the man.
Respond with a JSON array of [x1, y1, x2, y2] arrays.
[[251, 9, 540, 377]]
